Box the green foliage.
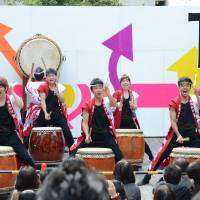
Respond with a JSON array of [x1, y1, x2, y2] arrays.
[[4, 0, 121, 5]]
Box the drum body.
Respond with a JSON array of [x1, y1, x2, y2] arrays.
[[116, 129, 144, 165], [170, 147, 200, 164], [76, 148, 115, 178], [29, 127, 65, 164], [16, 34, 62, 77], [0, 146, 18, 194]]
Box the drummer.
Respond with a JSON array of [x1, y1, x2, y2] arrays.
[[138, 77, 200, 185], [0, 76, 35, 167], [23, 66, 45, 146], [33, 68, 74, 148], [113, 74, 154, 161], [70, 78, 123, 162]]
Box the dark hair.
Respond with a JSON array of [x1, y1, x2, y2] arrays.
[[37, 167, 109, 200], [178, 77, 192, 86], [39, 168, 52, 183], [18, 190, 36, 200], [34, 67, 44, 81], [164, 165, 181, 184], [0, 76, 8, 92], [46, 68, 57, 76], [61, 157, 86, 174], [112, 180, 127, 200], [187, 160, 200, 184], [120, 74, 131, 83], [172, 158, 189, 173], [15, 166, 40, 191], [90, 78, 104, 90], [153, 183, 176, 200], [113, 159, 135, 184]]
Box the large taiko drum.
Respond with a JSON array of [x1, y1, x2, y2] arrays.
[[29, 127, 65, 165], [16, 34, 63, 77], [0, 146, 18, 195], [170, 147, 200, 164], [76, 148, 115, 178], [116, 129, 144, 165]]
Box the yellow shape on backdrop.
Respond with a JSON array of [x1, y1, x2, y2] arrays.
[[167, 47, 200, 94], [63, 84, 75, 108]]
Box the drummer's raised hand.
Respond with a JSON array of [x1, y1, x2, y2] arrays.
[[10, 83, 23, 109]]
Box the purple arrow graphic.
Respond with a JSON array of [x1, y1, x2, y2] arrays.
[[102, 24, 133, 90]]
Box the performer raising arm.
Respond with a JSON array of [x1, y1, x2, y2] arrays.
[[0, 76, 35, 167], [138, 77, 200, 186], [70, 78, 123, 162], [113, 74, 153, 161], [33, 68, 74, 147]]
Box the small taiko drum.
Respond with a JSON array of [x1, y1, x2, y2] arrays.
[[0, 146, 18, 195], [170, 147, 200, 164], [16, 34, 63, 77], [76, 148, 115, 178], [116, 129, 145, 165], [29, 127, 65, 165]]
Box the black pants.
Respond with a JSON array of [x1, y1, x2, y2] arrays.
[[143, 133, 200, 183], [145, 141, 154, 160], [71, 132, 123, 162], [34, 110, 74, 147], [0, 132, 35, 167]]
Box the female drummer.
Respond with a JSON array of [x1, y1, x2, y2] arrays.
[[0, 76, 35, 167], [70, 78, 123, 162], [33, 68, 74, 147], [113, 74, 154, 161]]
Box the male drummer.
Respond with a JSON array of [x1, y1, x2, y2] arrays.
[[0, 76, 35, 167], [33, 68, 74, 148], [138, 77, 200, 185], [23, 66, 45, 145], [70, 78, 123, 162]]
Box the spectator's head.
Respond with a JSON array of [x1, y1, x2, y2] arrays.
[[172, 157, 189, 173], [39, 168, 52, 183], [112, 180, 128, 200], [15, 166, 40, 192], [33, 67, 44, 81], [164, 165, 181, 184], [113, 159, 135, 184], [18, 190, 36, 200], [187, 160, 200, 184], [37, 167, 109, 200], [61, 157, 85, 174], [153, 183, 176, 200]]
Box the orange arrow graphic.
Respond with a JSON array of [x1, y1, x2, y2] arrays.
[[0, 23, 23, 79]]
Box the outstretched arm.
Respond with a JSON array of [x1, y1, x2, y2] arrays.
[[169, 107, 183, 144]]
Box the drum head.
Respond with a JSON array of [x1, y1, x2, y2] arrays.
[[16, 34, 62, 77], [0, 146, 15, 155], [116, 129, 143, 134], [32, 127, 62, 132]]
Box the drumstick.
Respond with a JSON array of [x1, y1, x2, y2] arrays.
[[182, 137, 190, 142], [41, 57, 47, 71], [30, 63, 34, 79]]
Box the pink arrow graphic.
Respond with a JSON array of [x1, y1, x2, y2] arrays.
[[102, 24, 133, 90]]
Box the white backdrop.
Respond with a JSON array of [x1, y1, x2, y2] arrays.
[[0, 6, 200, 137]]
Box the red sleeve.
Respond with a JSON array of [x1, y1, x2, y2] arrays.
[[38, 82, 48, 96], [169, 97, 178, 110], [82, 101, 90, 113], [113, 90, 121, 101]]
